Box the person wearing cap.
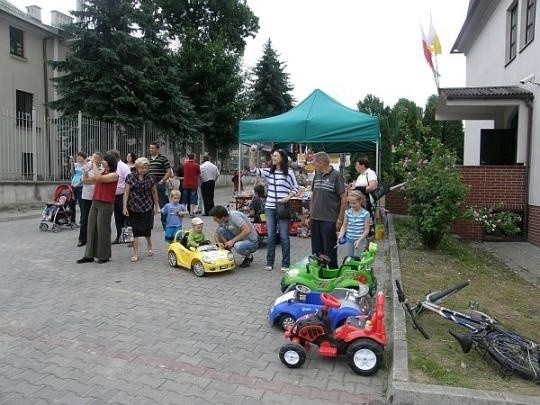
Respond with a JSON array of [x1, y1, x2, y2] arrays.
[[209, 205, 258, 267], [187, 217, 208, 249]]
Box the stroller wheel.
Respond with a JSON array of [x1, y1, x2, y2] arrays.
[[39, 222, 49, 232], [52, 224, 61, 233]]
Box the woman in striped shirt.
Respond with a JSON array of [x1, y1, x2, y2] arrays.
[[250, 148, 299, 272]]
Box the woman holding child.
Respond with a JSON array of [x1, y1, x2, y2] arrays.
[[76, 152, 119, 264], [123, 157, 160, 262]]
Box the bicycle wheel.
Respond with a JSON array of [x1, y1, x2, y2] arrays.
[[485, 329, 540, 381]]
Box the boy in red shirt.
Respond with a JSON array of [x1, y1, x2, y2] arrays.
[[181, 153, 200, 215]]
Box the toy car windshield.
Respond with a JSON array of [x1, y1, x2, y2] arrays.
[[197, 244, 217, 252]]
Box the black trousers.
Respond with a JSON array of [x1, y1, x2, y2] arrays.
[[113, 194, 125, 241], [201, 180, 215, 215], [78, 198, 92, 243], [310, 219, 338, 268]]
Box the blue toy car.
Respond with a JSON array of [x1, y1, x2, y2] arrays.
[[268, 285, 371, 330]]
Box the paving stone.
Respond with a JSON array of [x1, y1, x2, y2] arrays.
[[0, 186, 387, 404]]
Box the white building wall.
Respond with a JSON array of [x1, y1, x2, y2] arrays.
[[0, 13, 64, 115], [462, 0, 540, 204]]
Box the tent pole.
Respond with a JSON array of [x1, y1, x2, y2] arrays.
[[376, 141, 380, 176], [238, 142, 242, 195]]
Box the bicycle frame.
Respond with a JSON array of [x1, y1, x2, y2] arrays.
[[416, 296, 497, 334]]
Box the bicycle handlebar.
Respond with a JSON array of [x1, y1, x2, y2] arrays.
[[427, 280, 470, 304]]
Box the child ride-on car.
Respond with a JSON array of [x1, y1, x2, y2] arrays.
[[167, 231, 235, 277], [268, 285, 371, 330], [279, 291, 387, 376], [280, 242, 378, 295]]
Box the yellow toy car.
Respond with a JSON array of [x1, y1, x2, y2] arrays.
[[167, 231, 236, 277]]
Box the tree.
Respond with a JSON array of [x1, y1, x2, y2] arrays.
[[423, 95, 464, 163], [49, 0, 198, 137], [250, 39, 294, 118], [357, 95, 393, 183], [159, 0, 259, 156]]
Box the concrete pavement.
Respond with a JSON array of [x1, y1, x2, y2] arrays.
[[0, 185, 388, 404]]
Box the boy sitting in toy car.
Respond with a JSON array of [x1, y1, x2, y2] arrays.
[[187, 217, 208, 248]]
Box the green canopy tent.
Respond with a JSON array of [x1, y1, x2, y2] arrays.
[[239, 89, 380, 154]]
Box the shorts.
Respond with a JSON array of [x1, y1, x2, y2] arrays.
[[165, 225, 182, 242]]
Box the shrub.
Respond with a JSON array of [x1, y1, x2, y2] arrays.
[[394, 137, 468, 249], [469, 205, 522, 236]]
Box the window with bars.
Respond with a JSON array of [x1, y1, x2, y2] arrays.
[[16, 90, 33, 127], [9, 26, 24, 58], [525, 0, 536, 45], [507, 3, 518, 62]]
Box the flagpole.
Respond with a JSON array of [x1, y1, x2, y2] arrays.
[[432, 54, 440, 89]]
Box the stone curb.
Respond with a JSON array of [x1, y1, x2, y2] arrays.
[[385, 214, 539, 405]]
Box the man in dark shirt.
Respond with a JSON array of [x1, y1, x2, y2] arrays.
[[309, 151, 347, 268], [148, 142, 171, 228]]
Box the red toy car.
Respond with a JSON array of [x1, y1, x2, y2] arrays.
[[254, 221, 302, 242], [278, 291, 387, 376]]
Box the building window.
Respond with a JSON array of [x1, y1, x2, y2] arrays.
[[16, 90, 33, 127], [9, 26, 24, 58], [525, 0, 536, 45], [507, 3, 518, 62]]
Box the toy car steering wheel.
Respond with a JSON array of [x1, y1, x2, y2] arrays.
[[320, 293, 341, 309], [309, 254, 331, 266], [295, 285, 311, 295]]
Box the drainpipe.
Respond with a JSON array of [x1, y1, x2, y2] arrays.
[[523, 98, 533, 240], [43, 36, 52, 179]]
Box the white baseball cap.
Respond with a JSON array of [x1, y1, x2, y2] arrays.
[[191, 217, 204, 225]]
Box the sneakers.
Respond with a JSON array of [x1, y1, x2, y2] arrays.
[[238, 254, 254, 268], [264, 265, 273, 271], [280, 267, 289, 273]]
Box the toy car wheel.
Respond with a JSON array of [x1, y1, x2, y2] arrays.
[[278, 314, 296, 330], [295, 284, 311, 294], [167, 251, 178, 267], [285, 284, 307, 293], [52, 224, 61, 233], [346, 339, 383, 376], [279, 343, 306, 368], [192, 261, 205, 277], [39, 223, 48, 232]]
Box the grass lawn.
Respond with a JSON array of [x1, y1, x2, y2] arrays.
[[394, 216, 540, 396]]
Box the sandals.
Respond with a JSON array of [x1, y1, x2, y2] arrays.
[[130, 256, 139, 262]]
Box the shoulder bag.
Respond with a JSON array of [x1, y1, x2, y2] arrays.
[[273, 172, 291, 220]]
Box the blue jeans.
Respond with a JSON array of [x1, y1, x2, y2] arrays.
[[344, 238, 367, 258], [215, 227, 258, 257], [265, 207, 291, 267]]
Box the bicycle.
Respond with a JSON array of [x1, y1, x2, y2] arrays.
[[395, 279, 540, 382]]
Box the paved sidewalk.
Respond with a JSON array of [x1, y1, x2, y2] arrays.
[[479, 241, 540, 286], [0, 185, 387, 404]]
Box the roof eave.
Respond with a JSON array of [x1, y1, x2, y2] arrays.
[[451, 0, 498, 54]]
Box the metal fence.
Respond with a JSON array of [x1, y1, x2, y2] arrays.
[[0, 108, 174, 181]]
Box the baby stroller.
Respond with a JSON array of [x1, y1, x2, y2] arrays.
[[39, 184, 75, 232]]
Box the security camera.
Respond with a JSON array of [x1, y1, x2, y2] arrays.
[[520, 73, 535, 84]]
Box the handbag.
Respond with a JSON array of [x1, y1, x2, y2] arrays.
[[119, 221, 134, 243], [370, 182, 389, 201], [276, 201, 292, 220]]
